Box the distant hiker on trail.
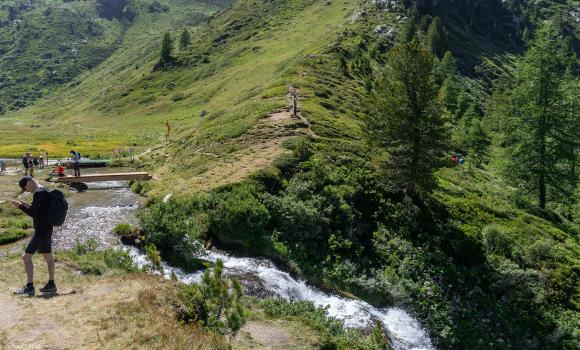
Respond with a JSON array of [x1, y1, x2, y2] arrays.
[[165, 120, 171, 142], [451, 153, 458, 164], [0, 159, 6, 173], [70, 150, 81, 177], [39, 155, 45, 169], [11, 177, 58, 296], [22, 152, 34, 177]]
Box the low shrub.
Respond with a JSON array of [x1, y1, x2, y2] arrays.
[[103, 249, 139, 273], [482, 224, 512, 257], [0, 228, 29, 244], [144, 244, 163, 273], [72, 239, 99, 255], [112, 223, 134, 237], [174, 259, 245, 337], [263, 299, 391, 350]]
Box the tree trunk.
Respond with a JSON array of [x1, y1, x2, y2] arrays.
[[539, 113, 546, 209]]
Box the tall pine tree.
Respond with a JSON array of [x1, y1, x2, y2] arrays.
[[364, 41, 450, 194], [159, 32, 173, 66], [179, 28, 191, 50], [465, 119, 491, 168], [500, 22, 579, 209], [426, 17, 447, 58]]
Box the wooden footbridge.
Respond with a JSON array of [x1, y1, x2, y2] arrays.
[[55, 172, 153, 183]]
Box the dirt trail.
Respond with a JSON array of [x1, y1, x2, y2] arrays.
[[266, 87, 317, 139]]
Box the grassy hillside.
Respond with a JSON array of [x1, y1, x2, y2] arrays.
[[0, 0, 128, 112], [0, 0, 358, 167], [0, 0, 226, 157], [0, 0, 577, 348]]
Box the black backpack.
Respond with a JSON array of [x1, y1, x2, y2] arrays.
[[46, 190, 68, 226]]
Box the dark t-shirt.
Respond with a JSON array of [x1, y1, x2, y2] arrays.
[[20, 188, 53, 235]]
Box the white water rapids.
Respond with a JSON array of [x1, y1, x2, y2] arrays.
[[128, 248, 434, 350], [52, 177, 434, 350]]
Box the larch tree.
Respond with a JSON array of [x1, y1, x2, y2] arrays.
[[500, 22, 579, 209], [159, 32, 173, 66], [179, 28, 191, 50]]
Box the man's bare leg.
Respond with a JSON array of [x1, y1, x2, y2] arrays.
[[22, 253, 34, 284], [43, 253, 55, 281]]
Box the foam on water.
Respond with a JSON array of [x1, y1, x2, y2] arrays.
[[127, 248, 434, 350], [53, 180, 140, 250]]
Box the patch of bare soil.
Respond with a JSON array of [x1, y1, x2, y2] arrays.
[[241, 321, 293, 347], [232, 320, 320, 350]]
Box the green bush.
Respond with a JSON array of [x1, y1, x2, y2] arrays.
[[522, 239, 555, 268], [131, 181, 151, 195], [0, 228, 29, 244], [482, 224, 512, 257], [139, 197, 206, 269], [207, 184, 270, 250], [112, 222, 135, 237], [103, 249, 139, 273], [72, 239, 99, 255], [250, 166, 283, 194], [145, 244, 163, 273], [263, 299, 390, 350]]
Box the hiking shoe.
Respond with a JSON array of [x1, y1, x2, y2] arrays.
[[39, 282, 57, 293], [14, 285, 35, 296]]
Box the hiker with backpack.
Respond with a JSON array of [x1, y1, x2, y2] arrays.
[[70, 150, 81, 177], [22, 152, 34, 177], [11, 176, 68, 296]]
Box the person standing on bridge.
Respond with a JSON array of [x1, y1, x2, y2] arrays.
[[70, 150, 81, 177], [11, 177, 57, 296]]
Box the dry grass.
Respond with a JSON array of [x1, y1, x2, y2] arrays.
[[0, 253, 227, 350], [0, 250, 321, 350]]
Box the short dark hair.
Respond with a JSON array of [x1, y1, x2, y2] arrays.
[[19, 176, 32, 190]]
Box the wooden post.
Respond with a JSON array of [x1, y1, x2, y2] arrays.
[[292, 90, 298, 117]]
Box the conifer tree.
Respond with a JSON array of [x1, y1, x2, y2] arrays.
[[522, 26, 531, 43], [456, 103, 481, 149], [364, 41, 450, 194], [426, 17, 447, 58], [200, 259, 245, 337], [399, 16, 417, 43], [159, 32, 173, 66], [454, 91, 471, 121], [465, 119, 491, 168], [500, 22, 579, 208], [440, 77, 458, 113], [179, 28, 191, 50], [433, 51, 458, 84]]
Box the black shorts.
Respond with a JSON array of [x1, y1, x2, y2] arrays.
[[25, 233, 53, 254]]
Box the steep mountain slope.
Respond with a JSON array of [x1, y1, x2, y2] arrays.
[[0, 0, 578, 348], [0, 0, 130, 112], [0, 0, 362, 191], [0, 0, 226, 156]]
